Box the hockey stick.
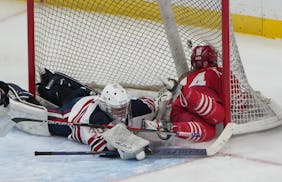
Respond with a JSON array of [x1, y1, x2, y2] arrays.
[[0, 99, 200, 140], [34, 147, 206, 158], [9, 116, 234, 157], [69, 122, 200, 138], [205, 122, 236, 156], [149, 122, 236, 157], [34, 150, 120, 158], [126, 126, 201, 139], [153, 122, 236, 157], [10, 118, 201, 140], [2, 102, 235, 157], [2, 98, 235, 156], [153, 147, 207, 156], [33, 136, 230, 158], [18, 118, 235, 156]]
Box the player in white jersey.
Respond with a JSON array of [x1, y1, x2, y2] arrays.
[[0, 70, 156, 160]]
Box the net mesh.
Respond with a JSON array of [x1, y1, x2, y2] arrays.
[[32, 0, 277, 126]]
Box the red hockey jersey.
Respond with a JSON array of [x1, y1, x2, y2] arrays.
[[180, 66, 223, 102]]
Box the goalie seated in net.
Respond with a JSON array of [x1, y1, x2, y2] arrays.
[[0, 70, 157, 160]]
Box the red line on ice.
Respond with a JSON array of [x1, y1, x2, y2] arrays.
[[218, 152, 282, 166], [0, 10, 26, 23]]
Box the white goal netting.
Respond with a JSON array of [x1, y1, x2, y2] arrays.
[[29, 0, 282, 134]]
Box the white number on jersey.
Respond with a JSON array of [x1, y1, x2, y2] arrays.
[[189, 72, 206, 87]]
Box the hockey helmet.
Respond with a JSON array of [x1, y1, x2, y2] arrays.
[[99, 83, 130, 121], [191, 45, 218, 69]]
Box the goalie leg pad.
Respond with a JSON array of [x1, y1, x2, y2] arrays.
[[16, 120, 50, 136], [102, 123, 149, 160], [9, 99, 50, 136]]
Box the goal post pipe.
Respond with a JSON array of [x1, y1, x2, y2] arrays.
[[222, 0, 231, 126], [27, 0, 36, 96]]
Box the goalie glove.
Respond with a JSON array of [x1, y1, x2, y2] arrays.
[[0, 81, 10, 107], [160, 78, 179, 93], [154, 87, 173, 122]]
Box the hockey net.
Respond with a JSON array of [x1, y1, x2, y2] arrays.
[[27, 0, 282, 135]]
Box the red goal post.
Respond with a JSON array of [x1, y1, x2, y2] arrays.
[[27, 0, 282, 135]]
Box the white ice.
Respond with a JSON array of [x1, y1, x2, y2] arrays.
[[0, 1, 282, 182]]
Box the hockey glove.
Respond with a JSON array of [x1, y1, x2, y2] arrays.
[[161, 78, 179, 93]]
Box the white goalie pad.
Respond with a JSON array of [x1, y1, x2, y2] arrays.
[[15, 120, 50, 137], [102, 123, 149, 160], [8, 99, 50, 136]]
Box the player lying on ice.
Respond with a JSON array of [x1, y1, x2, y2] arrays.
[[0, 45, 226, 160], [0, 76, 157, 160]]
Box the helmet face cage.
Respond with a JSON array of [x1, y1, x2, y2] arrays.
[[191, 45, 218, 69], [107, 102, 130, 121], [99, 84, 130, 122]]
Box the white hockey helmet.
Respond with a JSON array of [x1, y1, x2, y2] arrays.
[[99, 83, 130, 121]]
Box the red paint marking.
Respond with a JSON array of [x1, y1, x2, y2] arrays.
[[218, 152, 282, 166], [0, 9, 26, 23]]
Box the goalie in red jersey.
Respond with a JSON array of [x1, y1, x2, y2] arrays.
[[169, 45, 225, 142]]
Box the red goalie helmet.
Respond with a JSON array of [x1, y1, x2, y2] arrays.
[[191, 45, 218, 69]]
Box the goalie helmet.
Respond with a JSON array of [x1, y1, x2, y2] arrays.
[[191, 45, 218, 69], [99, 83, 130, 121]]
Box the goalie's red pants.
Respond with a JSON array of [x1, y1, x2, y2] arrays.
[[171, 88, 225, 142]]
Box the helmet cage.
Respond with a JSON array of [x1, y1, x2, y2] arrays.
[[191, 45, 218, 69], [102, 100, 130, 121]]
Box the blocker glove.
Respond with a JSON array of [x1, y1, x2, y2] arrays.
[[0, 81, 10, 107]]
